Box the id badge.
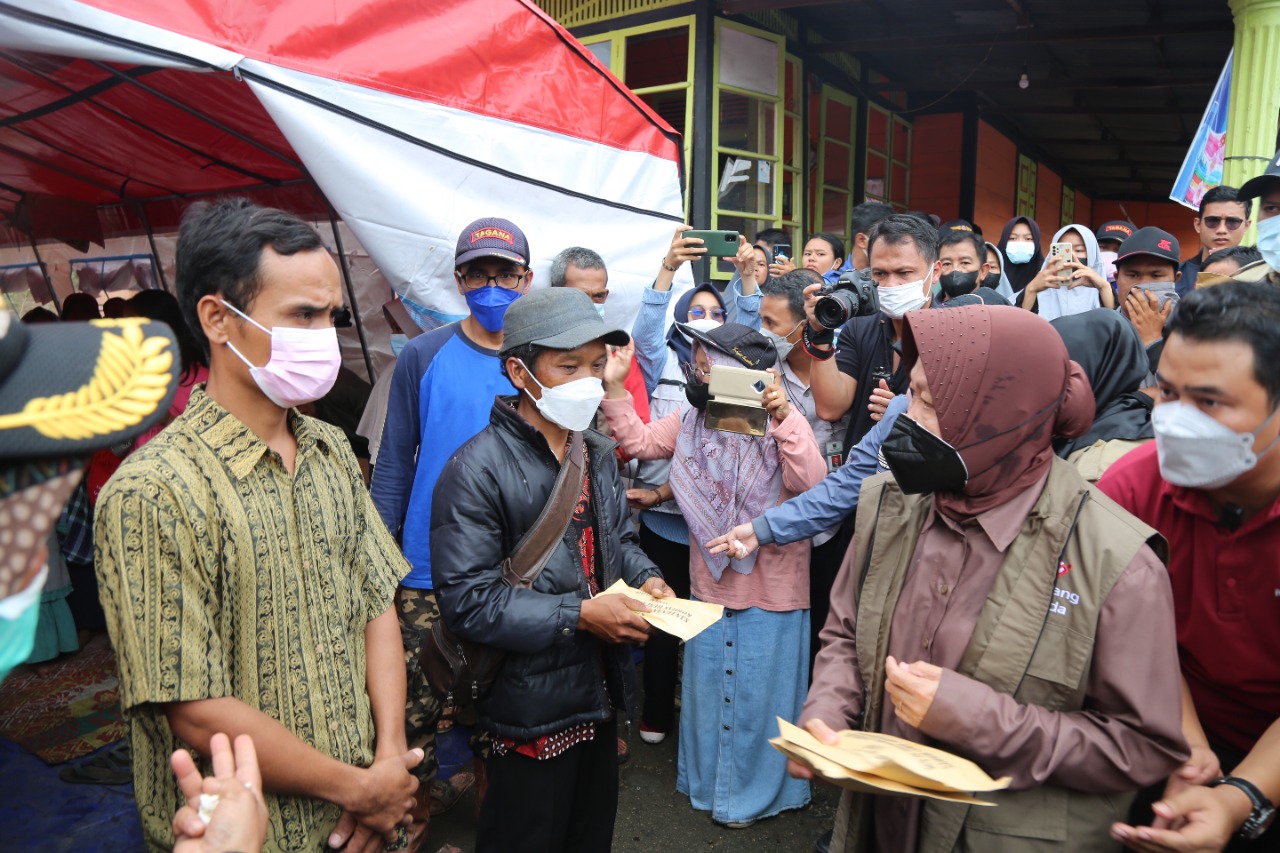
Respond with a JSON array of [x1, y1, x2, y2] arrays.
[[825, 441, 844, 473]]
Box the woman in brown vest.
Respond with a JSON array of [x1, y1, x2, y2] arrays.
[[794, 304, 1188, 852]]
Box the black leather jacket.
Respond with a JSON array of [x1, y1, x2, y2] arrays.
[[431, 397, 661, 740]]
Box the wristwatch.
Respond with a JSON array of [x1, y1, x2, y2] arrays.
[[1208, 775, 1276, 840]]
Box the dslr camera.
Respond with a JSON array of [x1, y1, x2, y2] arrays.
[[813, 268, 880, 330]]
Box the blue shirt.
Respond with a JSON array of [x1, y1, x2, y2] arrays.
[[371, 323, 514, 588], [754, 393, 906, 546]]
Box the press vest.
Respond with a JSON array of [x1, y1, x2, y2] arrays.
[[832, 458, 1165, 853]]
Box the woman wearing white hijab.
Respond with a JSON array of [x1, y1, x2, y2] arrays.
[[1018, 224, 1116, 320]]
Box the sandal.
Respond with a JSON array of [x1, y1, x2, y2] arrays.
[[427, 770, 475, 817], [59, 741, 132, 785]]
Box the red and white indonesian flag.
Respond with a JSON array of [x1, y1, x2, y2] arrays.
[[0, 0, 689, 326]]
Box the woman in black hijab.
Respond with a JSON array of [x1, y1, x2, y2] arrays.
[[1051, 308, 1154, 464], [997, 215, 1045, 293]]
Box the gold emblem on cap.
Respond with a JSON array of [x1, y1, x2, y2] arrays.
[[0, 318, 174, 440]]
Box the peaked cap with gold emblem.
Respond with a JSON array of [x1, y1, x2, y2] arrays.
[[0, 306, 180, 460]]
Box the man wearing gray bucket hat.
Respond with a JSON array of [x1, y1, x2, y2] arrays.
[[432, 287, 671, 853]]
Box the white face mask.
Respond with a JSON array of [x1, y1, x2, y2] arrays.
[[1256, 215, 1280, 271], [1152, 401, 1280, 489], [879, 275, 932, 319], [1005, 241, 1036, 264], [761, 320, 802, 362], [221, 300, 342, 408], [517, 359, 605, 432]]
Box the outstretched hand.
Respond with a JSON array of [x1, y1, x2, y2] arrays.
[[171, 733, 269, 853], [706, 522, 759, 560]]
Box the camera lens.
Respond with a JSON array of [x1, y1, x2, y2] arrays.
[[814, 291, 856, 330]]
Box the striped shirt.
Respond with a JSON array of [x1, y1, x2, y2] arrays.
[[95, 387, 407, 851]]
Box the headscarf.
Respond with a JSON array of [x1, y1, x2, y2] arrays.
[[997, 216, 1045, 292], [1050, 309, 1154, 457], [901, 305, 1094, 518], [666, 282, 726, 367], [982, 240, 1016, 301], [1034, 225, 1108, 321], [669, 346, 782, 581]]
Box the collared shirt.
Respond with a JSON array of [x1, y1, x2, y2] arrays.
[[1099, 441, 1280, 754], [95, 387, 407, 852]]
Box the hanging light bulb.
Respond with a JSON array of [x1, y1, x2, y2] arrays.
[[1019, 65, 1030, 89]]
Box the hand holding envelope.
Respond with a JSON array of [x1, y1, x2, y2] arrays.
[[597, 580, 723, 641], [770, 718, 1011, 805]]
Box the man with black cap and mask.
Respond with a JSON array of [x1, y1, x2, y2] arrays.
[[936, 228, 1011, 306], [432, 287, 670, 853], [1234, 148, 1280, 287]]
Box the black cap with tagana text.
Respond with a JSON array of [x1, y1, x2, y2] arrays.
[[1238, 148, 1280, 202], [454, 216, 531, 269], [1117, 226, 1180, 265], [1096, 220, 1136, 245]]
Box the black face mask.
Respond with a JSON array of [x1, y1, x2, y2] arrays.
[[881, 415, 969, 494], [939, 270, 982, 299], [685, 382, 710, 410]]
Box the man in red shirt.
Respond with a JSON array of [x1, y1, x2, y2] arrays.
[[1101, 281, 1279, 850]]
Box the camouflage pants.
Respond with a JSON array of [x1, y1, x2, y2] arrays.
[[396, 585, 443, 784]]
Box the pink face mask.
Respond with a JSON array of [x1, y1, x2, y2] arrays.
[[221, 300, 341, 408]]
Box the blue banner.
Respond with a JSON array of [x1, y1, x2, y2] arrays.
[[1171, 51, 1233, 210]]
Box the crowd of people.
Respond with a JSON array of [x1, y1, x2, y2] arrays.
[[2, 151, 1280, 853]]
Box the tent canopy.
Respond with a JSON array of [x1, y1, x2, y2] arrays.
[[0, 0, 689, 328]]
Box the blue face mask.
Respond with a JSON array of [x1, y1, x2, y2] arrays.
[[390, 333, 408, 358], [1005, 241, 1036, 265], [465, 286, 522, 332], [0, 566, 46, 685]]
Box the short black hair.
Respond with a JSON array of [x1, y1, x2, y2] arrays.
[[807, 232, 846, 262], [175, 198, 324, 356], [936, 229, 985, 260], [760, 271, 809, 321], [60, 292, 100, 321], [102, 296, 128, 319], [127, 288, 207, 376], [850, 201, 895, 238], [868, 213, 939, 265], [549, 247, 606, 287], [1167, 281, 1280, 406], [754, 228, 789, 247], [498, 342, 550, 381], [1199, 184, 1251, 218], [1202, 245, 1262, 270], [21, 306, 58, 324]]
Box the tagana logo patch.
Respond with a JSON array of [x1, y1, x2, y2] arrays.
[[1157, 239, 1173, 251], [471, 227, 514, 246], [1111, 225, 1133, 237]]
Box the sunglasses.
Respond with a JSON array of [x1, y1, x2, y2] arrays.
[[1202, 216, 1245, 231], [688, 306, 726, 322]]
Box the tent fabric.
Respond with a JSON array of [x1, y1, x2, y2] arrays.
[[0, 0, 691, 328]]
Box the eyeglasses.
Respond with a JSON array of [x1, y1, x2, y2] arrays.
[[680, 362, 710, 384], [687, 306, 726, 322], [459, 269, 526, 290], [1202, 216, 1245, 231]]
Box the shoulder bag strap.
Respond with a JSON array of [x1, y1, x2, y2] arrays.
[[500, 431, 585, 589]]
